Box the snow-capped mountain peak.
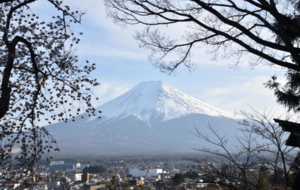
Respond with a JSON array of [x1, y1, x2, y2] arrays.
[[47, 81, 242, 155], [92, 81, 234, 123]]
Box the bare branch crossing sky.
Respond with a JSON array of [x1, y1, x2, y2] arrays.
[[32, 0, 289, 117]]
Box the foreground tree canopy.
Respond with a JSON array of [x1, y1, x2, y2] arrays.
[[105, 0, 300, 112], [0, 0, 99, 180]]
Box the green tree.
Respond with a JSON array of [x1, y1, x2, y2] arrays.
[[184, 169, 199, 179], [260, 164, 270, 175], [258, 164, 271, 190], [269, 167, 286, 187], [134, 185, 145, 190], [206, 183, 219, 190], [121, 175, 130, 190], [108, 176, 120, 190], [20, 178, 31, 188], [172, 173, 184, 185], [290, 151, 300, 176]]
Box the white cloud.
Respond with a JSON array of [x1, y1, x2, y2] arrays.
[[76, 43, 147, 60], [201, 88, 231, 97], [29, 0, 292, 118], [197, 76, 289, 115], [31, 0, 285, 71], [91, 80, 132, 107]]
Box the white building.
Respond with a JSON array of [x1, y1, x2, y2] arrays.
[[171, 168, 180, 174], [0, 183, 20, 190], [129, 169, 147, 177], [50, 161, 64, 166], [75, 173, 82, 181], [129, 169, 163, 178], [39, 172, 48, 177], [73, 163, 81, 169], [69, 173, 82, 182], [148, 169, 163, 177], [33, 184, 48, 190]]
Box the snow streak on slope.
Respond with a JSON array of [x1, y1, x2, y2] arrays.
[[91, 81, 235, 123], [47, 81, 243, 154]]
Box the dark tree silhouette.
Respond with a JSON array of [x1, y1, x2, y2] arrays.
[[172, 173, 185, 185], [0, 0, 100, 181], [105, 0, 300, 112], [184, 169, 199, 179], [193, 109, 296, 189], [83, 165, 106, 174], [291, 152, 300, 176]]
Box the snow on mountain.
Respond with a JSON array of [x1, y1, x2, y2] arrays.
[[91, 81, 235, 124], [47, 81, 242, 155]]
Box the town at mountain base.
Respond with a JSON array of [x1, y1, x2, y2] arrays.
[[46, 81, 242, 155]]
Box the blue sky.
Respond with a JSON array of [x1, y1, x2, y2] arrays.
[[32, 0, 289, 117]]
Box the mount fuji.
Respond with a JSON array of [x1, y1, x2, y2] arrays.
[[46, 81, 243, 156]]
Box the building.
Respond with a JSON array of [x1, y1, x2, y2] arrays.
[[69, 173, 82, 182], [60, 176, 70, 183], [83, 182, 106, 190], [129, 168, 163, 177], [45, 181, 61, 189], [148, 169, 163, 177], [50, 161, 64, 166], [73, 163, 81, 169], [0, 182, 21, 189], [129, 169, 147, 177], [49, 164, 73, 171], [49, 160, 74, 171], [275, 119, 300, 147], [196, 178, 220, 188], [32, 184, 48, 190], [82, 172, 89, 183]]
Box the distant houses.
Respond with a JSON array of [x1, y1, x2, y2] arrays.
[[49, 161, 73, 171], [1, 158, 264, 189], [129, 168, 163, 178]]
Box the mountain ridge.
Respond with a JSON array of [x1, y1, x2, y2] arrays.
[[46, 81, 242, 155], [88, 81, 235, 125]]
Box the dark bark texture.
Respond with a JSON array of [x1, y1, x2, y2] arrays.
[[0, 0, 100, 182]]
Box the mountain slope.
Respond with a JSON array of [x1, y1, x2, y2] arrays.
[[89, 81, 234, 123], [46, 81, 242, 155]]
